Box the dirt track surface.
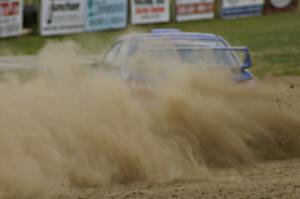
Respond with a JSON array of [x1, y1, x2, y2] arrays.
[[55, 159, 300, 199], [0, 49, 299, 199], [53, 75, 300, 199]]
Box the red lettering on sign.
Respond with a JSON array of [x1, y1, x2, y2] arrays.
[[136, 6, 165, 14], [176, 2, 213, 15], [136, 7, 149, 14], [0, 1, 19, 16], [151, 7, 165, 13]]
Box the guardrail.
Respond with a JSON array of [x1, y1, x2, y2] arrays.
[[0, 55, 99, 71]]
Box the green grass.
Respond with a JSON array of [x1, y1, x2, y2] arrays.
[[1, 9, 300, 76]]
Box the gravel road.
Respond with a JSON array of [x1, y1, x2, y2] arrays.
[[54, 159, 300, 199]]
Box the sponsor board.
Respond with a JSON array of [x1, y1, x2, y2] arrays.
[[85, 0, 127, 32], [131, 0, 170, 25], [40, 0, 85, 36], [221, 0, 264, 19], [175, 0, 215, 22], [264, 0, 298, 14], [0, 0, 23, 38]]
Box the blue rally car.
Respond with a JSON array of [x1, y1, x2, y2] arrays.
[[102, 28, 254, 86]]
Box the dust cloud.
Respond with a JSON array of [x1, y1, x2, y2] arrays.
[[0, 41, 299, 199]]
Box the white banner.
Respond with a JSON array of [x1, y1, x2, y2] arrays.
[[175, 0, 214, 22], [270, 0, 294, 8], [221, 0, 264, 19], [40, 0, 85, 36], [131, 0, 170, 25], [0, 0, 23, 38]]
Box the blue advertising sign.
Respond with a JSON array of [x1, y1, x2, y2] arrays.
[[85, 0, 127, 32], [221, 0, 264, 19]]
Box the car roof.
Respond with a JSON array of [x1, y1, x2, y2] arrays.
[[118, 29, 226, 43]]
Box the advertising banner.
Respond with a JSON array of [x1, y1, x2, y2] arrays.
[[40, 0, 85, 36], [175, 0, 215, 22], [85, 0, 127, 32], [131, 0, 170, 25], [0, 0, 23, 38], [221, 0, 264, 19], [264, 0, 298, 14]]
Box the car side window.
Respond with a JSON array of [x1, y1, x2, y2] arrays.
[[114, 42, 129, 65], [104, 41, 130, 67], [105, 42, 122, 64]]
